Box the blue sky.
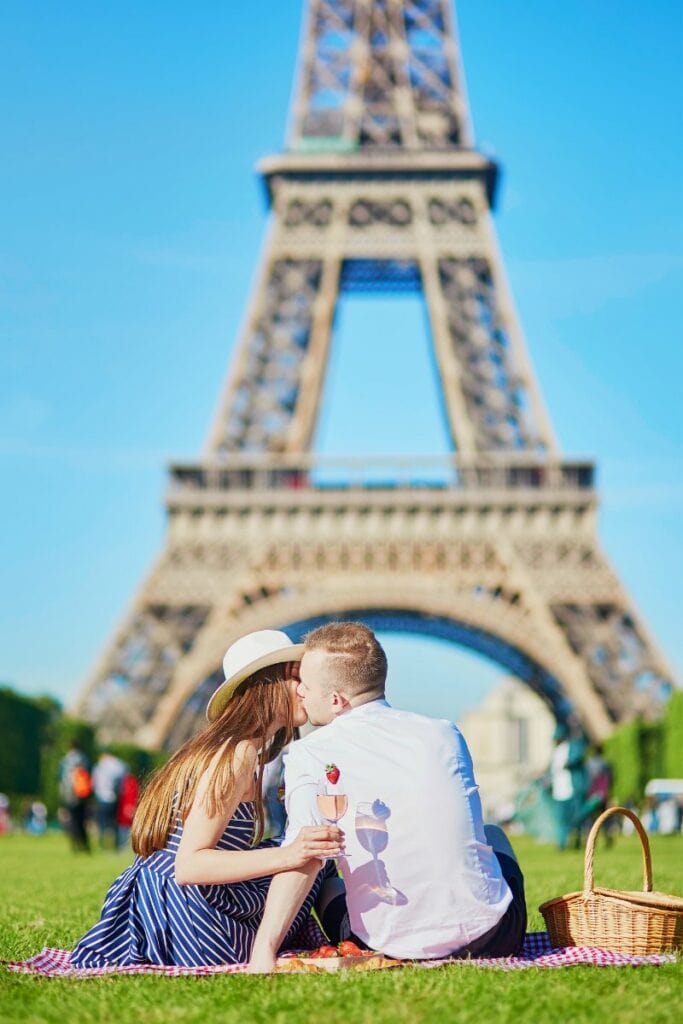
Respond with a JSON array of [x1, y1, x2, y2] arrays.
[[1, 1, 681, 727]]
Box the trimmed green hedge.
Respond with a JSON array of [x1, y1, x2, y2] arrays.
[[0, 686, 166, 816], [663, 690, 683, 778], [0, 687, 56, 799], [604, 690, 682, 804], [106, 742, 168, 785], [604, 719, 640, 805]]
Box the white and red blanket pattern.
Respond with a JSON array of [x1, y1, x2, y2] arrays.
[[4, 933, 676, 976]]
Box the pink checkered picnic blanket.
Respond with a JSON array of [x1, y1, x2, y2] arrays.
[[4, 934, 676, 975]]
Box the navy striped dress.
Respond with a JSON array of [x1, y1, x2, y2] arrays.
[[71, 801, 325, 967]]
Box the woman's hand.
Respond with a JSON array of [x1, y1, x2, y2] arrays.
[[283, 825, 344, 869]]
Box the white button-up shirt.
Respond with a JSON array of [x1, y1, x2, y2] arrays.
[[282, 699, 512, 959]]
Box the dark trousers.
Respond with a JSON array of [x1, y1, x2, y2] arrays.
[[67, 801, 90, 852], [96, 801, 119, 848], [453, 852, 527, 958]]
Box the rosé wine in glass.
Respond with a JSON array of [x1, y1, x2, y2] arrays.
[[317, 793, 348, 824]]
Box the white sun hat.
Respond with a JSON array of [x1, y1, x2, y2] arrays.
[[206, 629, 304, 723]]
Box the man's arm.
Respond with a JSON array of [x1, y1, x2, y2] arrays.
[[248, 742, 331, 973]]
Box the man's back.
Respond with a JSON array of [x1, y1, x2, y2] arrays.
[[283, 699, 512, 959], [93, 755, 126, 804]]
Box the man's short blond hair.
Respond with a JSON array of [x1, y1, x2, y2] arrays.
[[303, 621, 387, 700]]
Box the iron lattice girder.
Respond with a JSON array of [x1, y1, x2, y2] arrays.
[[205, 169, 555, 457], [292, 0, 470, 149], [78, 604, 211, 741]]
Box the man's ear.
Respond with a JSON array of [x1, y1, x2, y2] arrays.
[[330, 691, 351, 716]]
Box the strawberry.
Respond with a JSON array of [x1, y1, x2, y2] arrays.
[[311, 945, 338, 958], [325, 763, 340, 785], [337, 940, 364, 957]]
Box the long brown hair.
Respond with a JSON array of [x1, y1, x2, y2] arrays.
[[131, 665, 295, 858]]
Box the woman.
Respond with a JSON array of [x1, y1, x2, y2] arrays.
[[71, 630, 344, 967]]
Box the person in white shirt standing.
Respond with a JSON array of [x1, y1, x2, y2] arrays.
[[248, 622, 527, 971], [92, 751, 127, 850]]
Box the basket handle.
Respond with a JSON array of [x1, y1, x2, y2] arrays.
[[583, 806, 653, 893]]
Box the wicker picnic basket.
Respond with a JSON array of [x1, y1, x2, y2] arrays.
[[539, 806, 683, 954]]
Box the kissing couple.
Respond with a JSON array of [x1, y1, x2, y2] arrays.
[[68, 622, 526, 970]]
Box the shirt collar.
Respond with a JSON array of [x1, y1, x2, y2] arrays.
[[344, 697, 390, 716]]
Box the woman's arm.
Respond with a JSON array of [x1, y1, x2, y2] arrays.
[[174, 741, 341, 885], [248, 862, 321, 972]]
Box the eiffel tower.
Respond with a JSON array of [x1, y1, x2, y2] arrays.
[[74, 0, 675, 750]]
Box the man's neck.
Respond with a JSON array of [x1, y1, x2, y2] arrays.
[[346, 692, 386, 711]]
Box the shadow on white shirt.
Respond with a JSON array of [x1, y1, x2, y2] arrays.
[[350, 799, 407, 910]]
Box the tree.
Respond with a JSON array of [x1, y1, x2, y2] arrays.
[[0, 687, 60, 801]]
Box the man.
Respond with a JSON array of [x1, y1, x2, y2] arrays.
[[92, 750, 127, 849], [248, 622, 527, 971], [550, 723, 588, 850], [58, 739, 92, 853]]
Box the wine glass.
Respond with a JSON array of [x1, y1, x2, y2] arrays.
[[316, 783, 349, 858]]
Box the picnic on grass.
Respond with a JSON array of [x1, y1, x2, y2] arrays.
[[10, 623, 682, 977]]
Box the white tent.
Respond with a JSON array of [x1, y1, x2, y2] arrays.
[[644, 778, 683, 797]]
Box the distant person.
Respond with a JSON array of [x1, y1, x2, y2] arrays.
[[58, 739, 92, 852], [115, 771, 140, 849], [585, 744, 613, 815], [92, 751, 127, 849], [657, 796, 679, 836], [549, 723, 588, 850], [261, 740, 303, 840], [642, 796, 659, 834], [27, 800, 48, 836], [20, 798, 32, 830], [584, 743, 615, 844], [261, 750, 287, 840], [0, 793, 11, 835]]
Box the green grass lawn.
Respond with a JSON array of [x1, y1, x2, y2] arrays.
[[1, 831, 681, 1024]]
